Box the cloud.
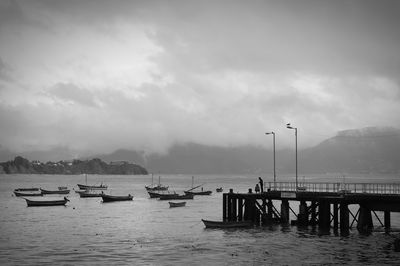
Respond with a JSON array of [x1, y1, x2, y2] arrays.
[[48, 82, 98, 107], [0, 0, 399, 156]]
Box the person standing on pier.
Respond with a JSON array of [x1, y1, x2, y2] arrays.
[[258, 177, 264, 193], [255, 183, 260, 193]]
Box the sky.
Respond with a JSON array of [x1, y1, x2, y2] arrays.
[[0, 0, 399, 156]]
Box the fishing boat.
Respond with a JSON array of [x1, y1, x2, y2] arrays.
[[14, 191, 43, 197], [201, 219, 253, 229], [148, 191, 178, 199], [40, 188, 70, 194], [216, 187, 223, 192], [184, 176, 212, 196], [158, 194, 193, 201], [101, 194, 133, 202], [15, 187, 40, 191], [169, 201, 186, 208], [145, 174, 169, 191], [24, 197, 69, 207], [77, 183, 108, 190], [77, 174, 108, 190], [77, 190, 104, 198]]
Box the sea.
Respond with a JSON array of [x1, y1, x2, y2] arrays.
[[1, 173, 400, 265]]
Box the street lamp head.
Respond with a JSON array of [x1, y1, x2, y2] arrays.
[[265, 132, 275, 135]]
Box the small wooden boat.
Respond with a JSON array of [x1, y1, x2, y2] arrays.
[[24, 197, 69, 207], [216, 187, 223, 192], [15, 188, 39, 192], [77, 190, 104, 198], [169, 201, 186, 208], [145, 174, 169, 191], [184, 190, 212, 196], [158, 194, 194, 201], [101, 194, 133, 202], [184, 176, 212, 196], [77, 183, 108, 190], [201, 219, 253, 229], [148, 191, 178, 199], [14, 191, 43, 197], [40, 188, 70, 194]]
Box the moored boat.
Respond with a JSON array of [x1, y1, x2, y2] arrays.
[[77, 190, 104, 198], [77, 183, 108, 190], [14, 191, 43, 197], [145, 174, 169, 191], [184, 176, 212, 196], [14, 188, 39, 192], [184, 190, 212, 196], [216, 187, 223, 192], [158, 194, 193, 201], [40, 188, 70, 194], [201, 219, 253, 229], [148, 191, 178, 198], [24, 197, 69, 207], [169, 201, 186, 208], [101, 194, 133, 202]]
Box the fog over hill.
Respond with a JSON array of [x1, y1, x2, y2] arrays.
[[1, 127, 399, 175]]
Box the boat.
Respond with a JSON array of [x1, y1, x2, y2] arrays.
[[169, 201, 186, 208], [158, 194, 194, 201], [201, 219, 253, 229], [184, 176, 212, 196], [148, 191, 178, 199], [24, 197, 69, 207], [14, 191, 43, 197], [40, 188, 70, 194], [145, 174, 169, 191], [185, 190, 212, 196], [101, 194, 133, 202], [77, 183, 108, 190], [216, 187, 223, 192], [77, 174, 108, 190], [14, 188, 39, 192], [77, 190, 104, 198]]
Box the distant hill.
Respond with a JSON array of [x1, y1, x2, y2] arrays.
[[1, 127, 399, 175], [0, 156, 148, 175]]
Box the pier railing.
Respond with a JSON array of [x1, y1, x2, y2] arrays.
[[267, 182, 400, 195]]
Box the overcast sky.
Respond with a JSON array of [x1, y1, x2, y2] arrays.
[[0, 0, 399, 155]]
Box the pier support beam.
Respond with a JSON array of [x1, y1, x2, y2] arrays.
[[318, 201, 331, 231], [384, 211, 391, 232], [310, 201, 317, 225], [340, 203, 349, 235], [298, 201, 309, 226], [357, 206, 373, 233], [280, 200, 290, 224], [333, 203, 339, 230]]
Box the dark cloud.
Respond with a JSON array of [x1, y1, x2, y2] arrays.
[[48, 82, 98, 107]]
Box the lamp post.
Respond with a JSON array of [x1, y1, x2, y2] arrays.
[[286, 123, 298, 191], [265, 132, 276, 190]]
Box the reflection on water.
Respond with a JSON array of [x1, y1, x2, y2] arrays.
[[1, 174, 400, 265]]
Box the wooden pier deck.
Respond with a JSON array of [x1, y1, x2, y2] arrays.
[[223, 182, 400, 235]]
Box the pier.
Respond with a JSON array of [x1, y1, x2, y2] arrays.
[[223, 182, 400, 234]]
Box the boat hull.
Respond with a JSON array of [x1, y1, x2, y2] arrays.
[[25, 197, 69, 207], [201, 219, 253, 228], [159, 194, 194, 200], [101, 194, 133, 202], [169, 201, 186, 207], [40, 189, 70, 194], [14, 191, 43, 197], [184, 190, 212, 196], [77, 184, 108, 190], [148, 191, 178, 198], [15, 188, 39, 192]]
